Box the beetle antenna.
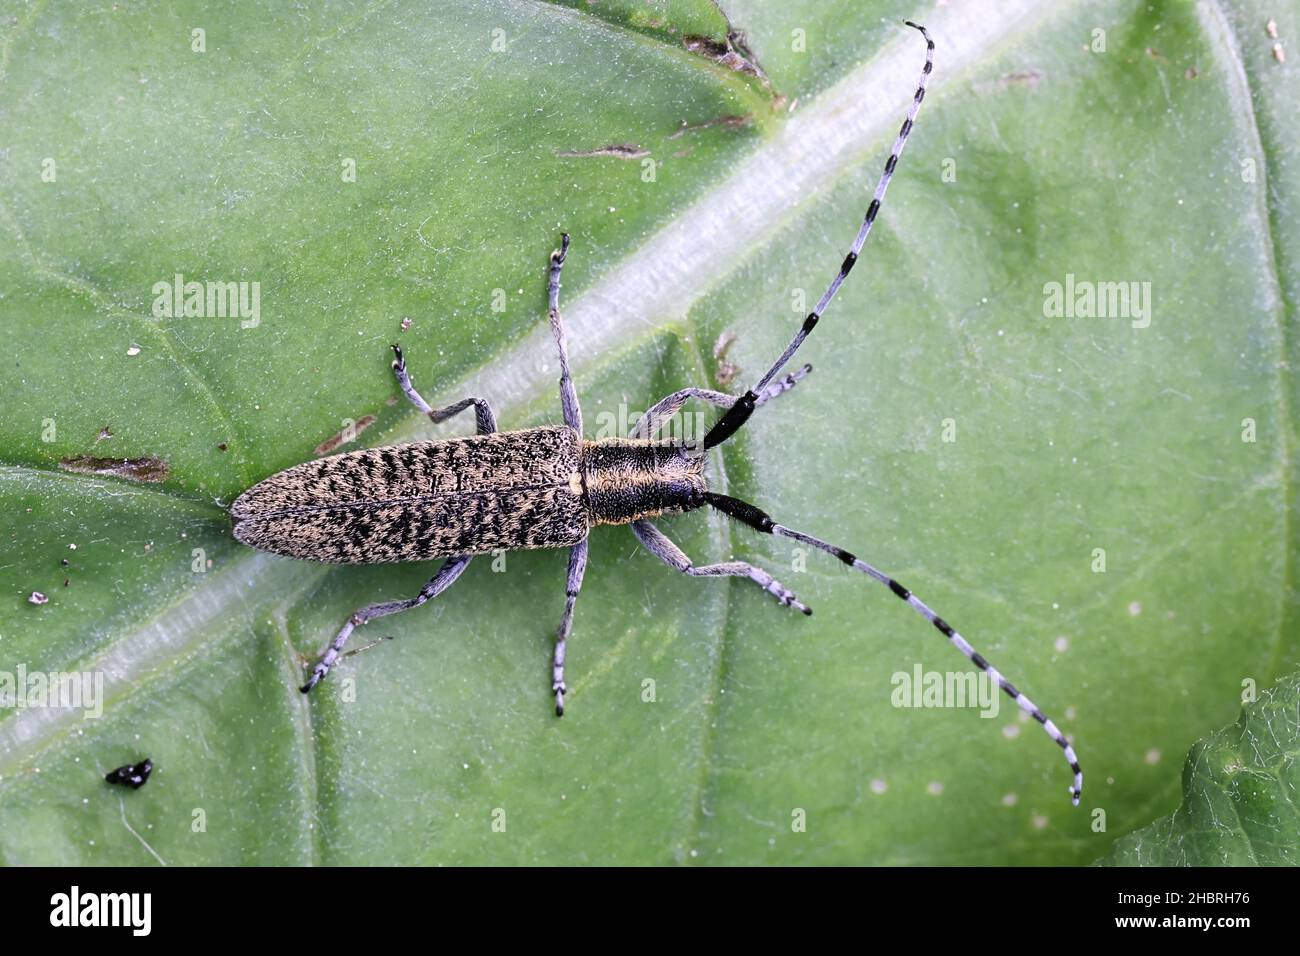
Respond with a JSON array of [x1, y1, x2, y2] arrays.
[[704, 491, 1083, 806], [704, 21, 934, 450]]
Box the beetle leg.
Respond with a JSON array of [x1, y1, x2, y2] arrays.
[[553, 537, 588, 716], [390, 344, 497, 434], [300, 555, 472, 693], [548, 233, 584, 435], [630, 365, 812, 440], [428, 396, 497, 435], [630, 519, 810, 614]]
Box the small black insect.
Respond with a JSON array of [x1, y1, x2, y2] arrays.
[[230, 23, 1082, 805], [105, 759, 153, 790]]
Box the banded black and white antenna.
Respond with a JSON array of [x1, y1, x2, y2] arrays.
[[701, 22, 1083, 806]]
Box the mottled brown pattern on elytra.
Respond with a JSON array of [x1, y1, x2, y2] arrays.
[[232, 427, 588, 563], [231, 427, 711, 564]]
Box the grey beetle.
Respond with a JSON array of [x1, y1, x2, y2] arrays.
[[230, 23, 1082, 806]]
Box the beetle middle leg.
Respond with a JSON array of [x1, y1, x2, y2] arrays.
[[631, 518, 810, 614], [553, 537, 588, 716], [631, 364, 812, 439], [300, 554, 472, 693], [390, 343, 497, 434]]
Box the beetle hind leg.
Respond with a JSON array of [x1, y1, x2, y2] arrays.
[[390, 344, 497, 434], [301, 555, 472, 693]]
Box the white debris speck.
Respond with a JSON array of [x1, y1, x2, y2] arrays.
[[1054, 636, 1069, 653], [870, 778, 888, 794], [926, 781, 944, 796], [127, 344, 141, 356], [1001, 792, 1018, 807], [1128, 601, 1142, 616], [1002, 724, 1020, 739], [1032, 814, 1049, 830], [1145, 749, 1161, 765]]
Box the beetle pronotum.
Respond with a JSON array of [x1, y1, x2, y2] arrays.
[[231, 22, 1082, 806]]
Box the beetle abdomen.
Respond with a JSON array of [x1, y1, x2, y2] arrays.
[[230, 428, 588, 563]]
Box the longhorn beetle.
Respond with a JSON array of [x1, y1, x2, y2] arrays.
[[231, 22, 1083, 806]]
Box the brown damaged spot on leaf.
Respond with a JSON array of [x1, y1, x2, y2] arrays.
[[315, 415, 378, 456], [713, 329, 739, 386], [682, 26, 780, 105], [58, 455, 170, 483], [683, 34, 761, 76], [668, 114, 753, 140], [554, 144, 649, 160]]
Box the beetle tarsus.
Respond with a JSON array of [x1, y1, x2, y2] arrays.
[[552, 232, 571, 264]]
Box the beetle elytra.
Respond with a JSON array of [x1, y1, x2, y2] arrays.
[[231, 22, 1083, 805]]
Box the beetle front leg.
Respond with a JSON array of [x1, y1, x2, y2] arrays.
[[553, 537, 588, 716], [301, 555, 472, 693], [631, 365, 812, 439]]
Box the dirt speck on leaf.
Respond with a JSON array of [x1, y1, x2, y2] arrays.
[[975, 69, 1044, 93], [315, 415, 378, 456], [555, 144, 649, 160], [59, 455, 170, 483]]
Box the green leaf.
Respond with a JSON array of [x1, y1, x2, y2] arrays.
[[1, 0, 1296, 864], [1097, 669, 1300, 866]]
